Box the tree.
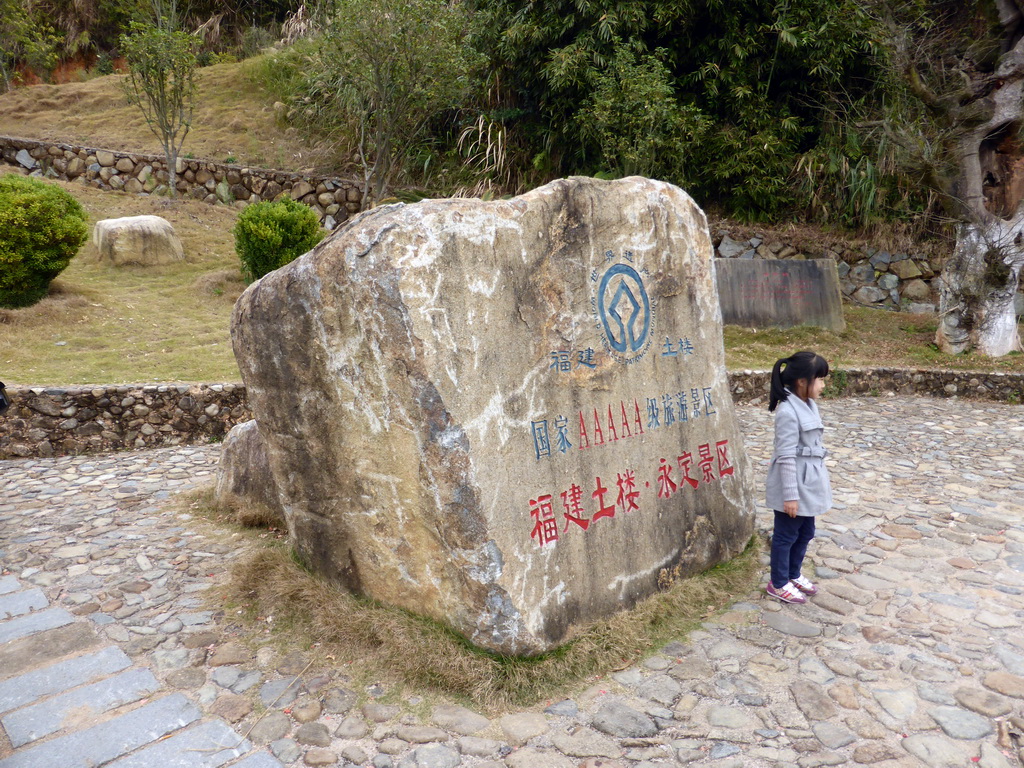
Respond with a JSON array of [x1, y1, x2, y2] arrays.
[[877, 0, 1024, 356], [575, 42, 709, 179], [120, 0, 198, 197], [473, 0, 879, 218], [0, 0, 60, 93], [300, 0, 482, 206]]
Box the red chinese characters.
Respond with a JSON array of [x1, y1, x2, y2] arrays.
[[616, 470, 640, 513], [529, 495, 559, 547], [526, 438, 735, 547], [655, 439, 735, 501], [677, 451, 699, 490], [560, 483, 589, 532], [657, 458, 677, 499]]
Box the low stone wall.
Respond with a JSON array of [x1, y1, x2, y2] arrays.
[[0, 383, 250, 458], [1, 369, 1020, 459], [0, 135, 362, 229], [728, 367, 1024, 405]]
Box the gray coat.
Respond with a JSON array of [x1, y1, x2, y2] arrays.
[[765, 392, 832, 516]]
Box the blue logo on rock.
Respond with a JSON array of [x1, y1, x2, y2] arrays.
[[597, 263, 652, 362]]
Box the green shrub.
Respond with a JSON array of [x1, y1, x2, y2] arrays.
[[94, 52, 115, 76], [239, 25, 279, 61], [0, 174, 89, 308], [243, 44, 313, 108], [233, 197, 324, 282]]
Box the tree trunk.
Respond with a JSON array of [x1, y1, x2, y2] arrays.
[[165, 142, 178, 198], [935, 219, 1024, 356]]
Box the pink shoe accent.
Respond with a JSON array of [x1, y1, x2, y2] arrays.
[[766, 581, 807, 604]]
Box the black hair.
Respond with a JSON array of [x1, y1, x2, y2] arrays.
[[768, 350, 830, 412]]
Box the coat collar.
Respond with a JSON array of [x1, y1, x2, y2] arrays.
[[783, 388, 824, 430]]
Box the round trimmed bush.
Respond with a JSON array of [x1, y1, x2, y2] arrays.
[[0, 174, 89, 308], [233, 197, 325, 282]]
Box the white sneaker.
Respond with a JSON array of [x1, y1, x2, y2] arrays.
[[791, 574, 818, 595], [766, 581, 807, 604]]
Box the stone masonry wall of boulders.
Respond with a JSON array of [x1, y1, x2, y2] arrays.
[[714, 231, 1024, 316], [0, 383, 250, 459], [727, 368, 1024, 406], [1, 370, 1020, 459], [3, 131, 1021, 310], [0, 135, 362, 230]]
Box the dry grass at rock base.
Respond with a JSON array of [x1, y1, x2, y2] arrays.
[[185, 485, 284, 532], [217, 534, 760, 712], [211, 491, 285, 530]]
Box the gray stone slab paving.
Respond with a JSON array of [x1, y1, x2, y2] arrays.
[[105, 719, 251, 768], [0, 607, 74, 644], [0, 623, 101, 682], [1, 398, 1023, 768], [0, 589, 47, 620], [2, 666, 161, 747], [0, 645, 131, 714], [226, 753, 285, 768], [0, 693, 200, 768]]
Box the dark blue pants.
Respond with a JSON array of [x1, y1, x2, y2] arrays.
[[770, 512, 815, 589]]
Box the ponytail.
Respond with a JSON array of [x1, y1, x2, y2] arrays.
[[768, 357, 790, 412], [768, 350, 830, 412]]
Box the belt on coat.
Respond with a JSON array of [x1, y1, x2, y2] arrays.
[[796, 446, 827, 458]]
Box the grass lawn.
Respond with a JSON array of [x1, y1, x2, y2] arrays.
[[724, 306, 1024, 374], [0, 180, 245, 385], [2, 175, 1021, 387]]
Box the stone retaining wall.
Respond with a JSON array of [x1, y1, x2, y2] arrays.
[[0, 383, 250, 458], [1, 369, 1020, 459], [0, 135, 362, 229], [714, 230, 1024, 316], [727, 367, 1024, 405]]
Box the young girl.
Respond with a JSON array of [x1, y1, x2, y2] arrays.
[[764, 350, 832, 604]]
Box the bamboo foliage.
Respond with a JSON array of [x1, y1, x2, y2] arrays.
[[474, 0, 883, 219]]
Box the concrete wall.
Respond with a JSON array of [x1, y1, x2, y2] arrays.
[[713, 231, 1024, 316], [715, 259, 845, 331]]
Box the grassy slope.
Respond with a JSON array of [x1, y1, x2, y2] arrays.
[[0, 60, 310, 386], [0, 61, 332, 172], [0, 61, 1022, 386]]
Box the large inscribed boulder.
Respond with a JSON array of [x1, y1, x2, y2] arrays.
[[93, 215, 185, 266], [231, 177, 756, 656]]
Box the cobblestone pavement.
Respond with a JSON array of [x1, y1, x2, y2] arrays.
[[1, 396, 1024, 768]]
